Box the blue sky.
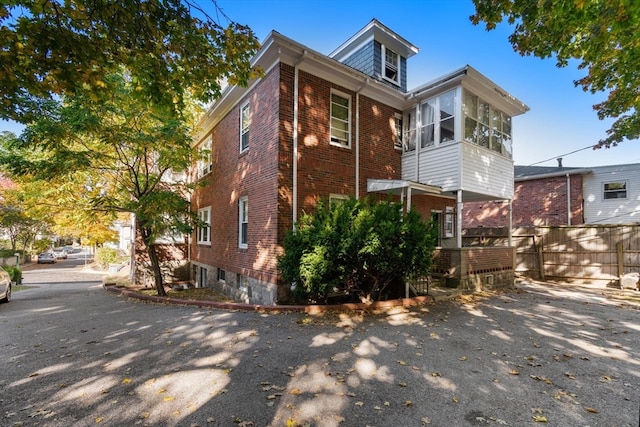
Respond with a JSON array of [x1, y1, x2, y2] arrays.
[[2, 0, 638, 168]]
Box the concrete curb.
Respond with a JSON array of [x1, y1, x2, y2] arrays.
[[102, 282, 434, 314]]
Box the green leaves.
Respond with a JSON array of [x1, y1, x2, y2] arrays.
[[471, 0, 640, 148], [0, 0, 262, 123], [278, 197, 437, 303]]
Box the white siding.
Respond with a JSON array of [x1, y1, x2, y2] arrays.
[[583, 163, 640, 224], [416, 142, 461, 190], [460, 143, 514, 199], [401, 141, 514, 200]]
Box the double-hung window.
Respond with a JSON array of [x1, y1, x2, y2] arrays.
[[238, 196, 248, 249], [603, 181, 627, 199], [382, 45, 400, 85], [240, 102, 250, 152], [330, 91, 351, 148], [197, 207, 211, 245]]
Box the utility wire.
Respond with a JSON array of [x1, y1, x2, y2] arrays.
[[526, 144, 596, 166]]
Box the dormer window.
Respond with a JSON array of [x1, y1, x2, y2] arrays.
[[382, 45, 400, 85]]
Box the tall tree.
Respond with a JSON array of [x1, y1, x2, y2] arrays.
[[0, 0, 261, 123], [1, 1, 261, 295], [470, 0, 640, 148], [1, 74, 203, 296]]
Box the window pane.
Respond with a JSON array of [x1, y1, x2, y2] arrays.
[[464, 117, 478, 143], [331, 93, 350, 146], [421, 101, 435, 124], [502, 133, 512, 157], [439, 90, 455, 121], [421, 124, 434, 148], [440, 117, 455, 143], [463, 91, 477, 119], [404, 129, 416, 152], [241, 223, 248, 244], [502, 115, 512, 136], [478, 124, 490, 148], [241, 131, 249, 151], [479, 101, 490, 125], [490, 132, 502, 153]]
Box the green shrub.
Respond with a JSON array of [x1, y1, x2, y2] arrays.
[[2, 265, 22, 284], [278, 197, 437, 303]]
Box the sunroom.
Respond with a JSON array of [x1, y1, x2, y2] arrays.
[[400, 65, 529, 289]]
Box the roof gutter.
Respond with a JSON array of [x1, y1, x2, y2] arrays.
[[515, 168, 592, 182]]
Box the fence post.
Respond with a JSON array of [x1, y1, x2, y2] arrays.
[[617, 241, 624, 279], [536, 235, 545, 281]]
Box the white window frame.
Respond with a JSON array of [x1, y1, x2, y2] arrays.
[[196, 136, 213, 179], [330, 90, 351, 148], [240, 101, 250, 153], [381, 44, 400, 85], [393, 113, 403, 150], [197, 207, 211, 245], [238, 196, 248, 249], [602, 181, 627, 200], [444, 206, 455, 238]]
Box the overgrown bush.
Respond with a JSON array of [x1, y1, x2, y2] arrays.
[[278, 197, 437, 304]]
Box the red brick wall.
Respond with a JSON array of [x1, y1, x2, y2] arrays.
[[294, 70, 404, 214], [191, 64, 281, 285], [463, 175, 584, 227]]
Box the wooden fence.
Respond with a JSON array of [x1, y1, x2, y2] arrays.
[[463, 224, 640, 284]]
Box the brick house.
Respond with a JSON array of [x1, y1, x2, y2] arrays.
[[463, 161, 639, 228], [190, 20, 529, 303]]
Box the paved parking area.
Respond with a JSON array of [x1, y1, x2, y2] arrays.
[[1, 278, 639, 426]]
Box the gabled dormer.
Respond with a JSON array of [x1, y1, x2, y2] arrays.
[[329, 19, 418, 92]]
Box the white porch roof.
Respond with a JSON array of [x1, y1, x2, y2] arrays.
[[367, 179, 453, 198]]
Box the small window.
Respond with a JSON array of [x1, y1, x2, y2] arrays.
[[382, 45, 400, 85], [239, 196, 248, 248], [240, 102, 250, 152], [197, 207, 211, 245], [603, 181, 627, 199], [217, 268, 226, 282], [330, 91, 351, 147], [196, 136, 212, 178]]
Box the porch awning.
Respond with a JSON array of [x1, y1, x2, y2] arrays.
[[367, 179, 450, 197]]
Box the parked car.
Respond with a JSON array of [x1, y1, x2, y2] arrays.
[[63, 246, 75, 254], [53, 248, 67, 259], [37, 252, 57, 264], [0, 269, 11, 303]]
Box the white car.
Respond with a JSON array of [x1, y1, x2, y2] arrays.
[[0, 269, 11, 303]]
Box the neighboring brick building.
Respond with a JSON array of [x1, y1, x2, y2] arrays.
[[190, 20, 529, 303], [463, 162, 590, 228]]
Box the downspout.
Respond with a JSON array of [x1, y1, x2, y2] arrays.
[[566, 173, 571, 225], [292, 50, 307, 230], [354, 79, 368, 199]]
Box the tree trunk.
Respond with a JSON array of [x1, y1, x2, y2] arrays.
[[138, 225, 166, 297]]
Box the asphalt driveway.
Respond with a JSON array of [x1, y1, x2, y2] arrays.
[[1, 278, 639, 426]]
